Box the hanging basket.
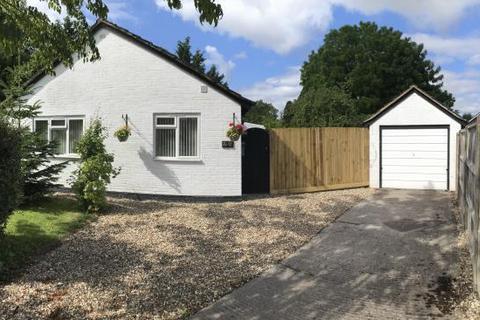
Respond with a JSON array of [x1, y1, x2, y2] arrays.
[[114, 125, 131, 142], [226, 122, 245, 142]]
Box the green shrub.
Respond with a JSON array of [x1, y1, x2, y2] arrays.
[[71, 118, 120, 213], [1, 70, 67, 203], [0, 120, 22, 235], [21, 129, 68, 202]]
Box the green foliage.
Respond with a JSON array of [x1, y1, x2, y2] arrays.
[[163, 0, 223, 26], [462, 112, 474, 122], [114, 125, 131, 142], [0, 2, 108, 78], [176, 36, 194, 66], [206, 64, 227, 87], [291, 21, 455, 126], [281, 101, 295, 126], [0, 120, 22, 236], [289, 85, 361, 127], [175, 37, 228, 86], [71, 118, 119, 213], [20, 129, 68, 202], [192, 49, 207, 73], [0, 69, 67, 203], [244, 100, 280, 128]]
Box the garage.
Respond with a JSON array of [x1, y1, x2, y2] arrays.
[[380, 126, 449, 190], [365, 86, 466, 191]]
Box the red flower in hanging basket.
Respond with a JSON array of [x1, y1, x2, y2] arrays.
[[228, 121, 234, 127]]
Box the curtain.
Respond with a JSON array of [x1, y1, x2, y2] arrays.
[[51, 129, 67, 154], [35, 120, 48, 141], [69, 119, 83, 154], [179, 117, 198, 157], [156, 128, 176, 157]]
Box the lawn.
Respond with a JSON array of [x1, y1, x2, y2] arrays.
[[0, 196, 87, 281]]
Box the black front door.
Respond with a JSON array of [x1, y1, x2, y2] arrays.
[[242, 128, 269, 194]]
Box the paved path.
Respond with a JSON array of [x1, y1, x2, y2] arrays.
[[191, 189, 460, 320]]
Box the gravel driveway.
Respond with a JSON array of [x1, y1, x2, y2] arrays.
[[0, 188, 372, 320]]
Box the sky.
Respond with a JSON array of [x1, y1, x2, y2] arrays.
[[29, 0, 480, 115]]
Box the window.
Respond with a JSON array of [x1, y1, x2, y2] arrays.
[[155, 114, 199, 159], [34, 117, 84, 156]]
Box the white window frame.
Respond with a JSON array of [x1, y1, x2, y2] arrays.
[[154, 113, 201, 161], [33, 116, 85, 158]]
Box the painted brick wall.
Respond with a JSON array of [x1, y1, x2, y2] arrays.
[[27, 27, 243, 196]]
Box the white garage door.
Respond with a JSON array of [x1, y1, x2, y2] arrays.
[[380, 127, 448, 190]]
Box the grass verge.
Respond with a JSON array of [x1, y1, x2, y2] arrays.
[[0, 196, 88, 281]]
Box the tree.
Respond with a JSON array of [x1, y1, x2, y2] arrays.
[[293, 21, 454, 126], [175, 37, 228, 86], [244, 100, 280, 128], [0, 68, 67, 202], [462, 112, 474, 122], [281, 101, 295, 127], [176, 36, 193, 66], [206, 65, 227, 86], [0, 119, 22, 235], [289, 85, 361, 127], [71, 118, 120, 213]]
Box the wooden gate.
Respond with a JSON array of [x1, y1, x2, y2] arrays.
[[269, 127, 369, 194]]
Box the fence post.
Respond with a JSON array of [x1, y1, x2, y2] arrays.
[[475, 118, 480, 294]]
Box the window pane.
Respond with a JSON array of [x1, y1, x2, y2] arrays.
[[157, 117, 175, 126], [156, 128, 176, 157], [179, 117, 198, 157], [51, 119, 66, 127], [69, 119, 83, 154], [51, 129, 67, 154], [35, 120, 48, 141]]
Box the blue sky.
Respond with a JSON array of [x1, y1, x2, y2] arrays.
[[30, 0, 480, 115]]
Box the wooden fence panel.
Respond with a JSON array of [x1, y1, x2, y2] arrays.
[[457, 120, 480, 294], [269, 127, 369, 194]]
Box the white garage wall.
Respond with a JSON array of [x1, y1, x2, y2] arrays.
[[369, 92, 462, 191], [27, 27, 243, 196]]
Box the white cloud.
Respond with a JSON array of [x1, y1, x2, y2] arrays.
[[410, 33, 480, 65], [106, 1, 138, 22], [155, 0, 480, 53], [336, 0, 480, 31], [240, 66, 301, 111], [204, 45, 235, 81], [442, 69, 480, 115], [155, 0, 333, 54]]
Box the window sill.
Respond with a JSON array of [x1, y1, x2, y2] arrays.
[[154, 157, 202, 163], [50, 154, 81, 160]]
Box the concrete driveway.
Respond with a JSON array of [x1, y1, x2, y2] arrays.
[[191, 189, 460, 320]]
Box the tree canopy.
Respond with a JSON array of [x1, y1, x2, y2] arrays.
[[175, 37, 228, 86], [243, 100, 279, 128], [286, 22, 455, 127]]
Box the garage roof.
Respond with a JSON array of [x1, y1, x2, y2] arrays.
[[363, 85, 466, 127]]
